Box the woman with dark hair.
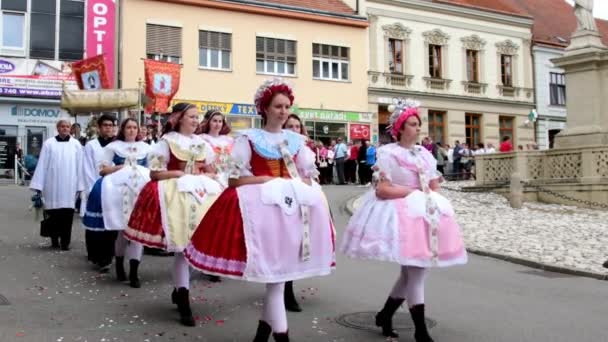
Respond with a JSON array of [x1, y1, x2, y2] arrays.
[[185, 79, 335, 341], [124, 103, 222, 327], [86, 118, 152, 287]]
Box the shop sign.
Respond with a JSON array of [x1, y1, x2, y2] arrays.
[[172, 100, 257, 116], [4, 105, 70, 125], [0, 58, 77, 99], [292, 107, 372, 123], [0, 136, 16, 169], [86, 0, 116, 86], [350, 124, 370, 140]]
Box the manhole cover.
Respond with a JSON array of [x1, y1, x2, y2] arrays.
[[0, 294, 9, 305], [335, 311, 436, 332]]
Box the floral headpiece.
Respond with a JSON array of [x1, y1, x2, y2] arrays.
[[254, 78, 295, 116], [387, 98, 421, 137]]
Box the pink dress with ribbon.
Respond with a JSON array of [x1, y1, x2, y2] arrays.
[[340, 143, 467, 267]]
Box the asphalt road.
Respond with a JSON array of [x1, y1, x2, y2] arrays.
[[1, 184, 607, 342]]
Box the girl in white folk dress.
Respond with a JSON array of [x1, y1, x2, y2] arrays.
[[341, 99, 468, 341], [97, 119, 151, 288]]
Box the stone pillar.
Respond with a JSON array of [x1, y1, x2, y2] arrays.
[[552, 29, 608, 148]]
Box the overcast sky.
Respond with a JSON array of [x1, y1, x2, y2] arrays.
[[565, 0, 608, 20]]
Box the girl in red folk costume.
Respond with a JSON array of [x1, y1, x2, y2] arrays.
[[185, 79, 335, 342], [124, 103, 222, 327], [340, 99, 467, 341]]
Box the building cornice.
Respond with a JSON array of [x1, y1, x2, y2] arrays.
[[369, 87, 536, 109], [367, 7, 531, 40], [151, 0, 369, 28], [368, 0, 533, 28]]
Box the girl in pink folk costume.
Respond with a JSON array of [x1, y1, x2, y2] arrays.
[[124, 103, 221, 327], [197, 110, 234, 190], [340, 99, 467, 341], [185, 79, 335, 342]]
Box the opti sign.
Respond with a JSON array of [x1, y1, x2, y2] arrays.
[[86, 0, 116, 86]]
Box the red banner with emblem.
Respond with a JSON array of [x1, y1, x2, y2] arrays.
[[350, 124, 370, 140], [144, 59, 181, 113], [71, 54, 111, 90]]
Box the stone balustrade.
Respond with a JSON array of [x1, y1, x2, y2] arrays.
[[475, 147, 608, 186]]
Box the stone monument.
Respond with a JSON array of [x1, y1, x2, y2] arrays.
[[553, 0, 608, 148]]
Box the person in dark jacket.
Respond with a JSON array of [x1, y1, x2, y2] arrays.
[[357, 140, 370, 185]]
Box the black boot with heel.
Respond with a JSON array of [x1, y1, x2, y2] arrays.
[[129, 259, 141, 288], [284, 281, 302, 312], [115, 256, 126, 281], [409, 304, 434, 342], [175, 287, 195, 327], [375, 296, 405, 338]]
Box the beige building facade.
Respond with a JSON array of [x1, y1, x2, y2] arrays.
[[119, 0, 373, 143], [363, 0, 536, 148]]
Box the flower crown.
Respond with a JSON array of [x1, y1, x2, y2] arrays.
[[387, 98, 421, 137], [254, 78, 295, 115]]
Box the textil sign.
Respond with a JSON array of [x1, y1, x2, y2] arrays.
[[86, 0, 116, 86]]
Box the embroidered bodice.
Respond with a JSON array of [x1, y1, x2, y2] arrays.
[[231, 129, 318, 179], [149, 132, 214, 175], [375, 143, 440, 190], [101, 141, 150, 168]]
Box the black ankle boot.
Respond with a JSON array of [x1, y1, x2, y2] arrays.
[[603, 260, 608, 268], [409, 304, 434, 342], [176, 287, 195, 327], [171, 288, 177, 305], [115, 257, 126, 281], [252, 320, 272, 342], [284, 281, 302, 312], [128, 259, 140, 288], [375, 296, 405, 338], [272, 332, 289, 342]]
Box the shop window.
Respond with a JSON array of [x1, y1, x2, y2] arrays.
[[256, 37, 296, 76], [26, 126, 46, 158], [465, 113, 481, 146], [199, 30, 231, 70], [308, 122, 347, 144], [428, 110, 446, 144], [312, 43, 349, 81], [146, 24, 182, 63]]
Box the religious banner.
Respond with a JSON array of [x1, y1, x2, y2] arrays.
[[144, 59, 181, 113], [71, 55, 111, 90]]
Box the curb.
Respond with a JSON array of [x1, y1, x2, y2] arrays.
[[344, 195, 608, 281]]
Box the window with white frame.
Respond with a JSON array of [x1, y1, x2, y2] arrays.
[[549, 72, 566, 106], [0, 1, 26, 55], [256, 37, 296, 76], [146, 23, 182, 63], [199, 30, 231, 70], [312, 43, 349, 81]]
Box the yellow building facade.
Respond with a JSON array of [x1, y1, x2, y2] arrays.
[[119, 0, 373, 143]]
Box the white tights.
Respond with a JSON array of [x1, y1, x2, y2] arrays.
[[173, 252, 190, 289], [114, 232, 143, 261], [389, 266, 428, 307], [262, 283, 287, 333]]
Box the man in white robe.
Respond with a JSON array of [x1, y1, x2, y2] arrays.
[[81, 114, 116, 268], [30, 120, 84, 250]]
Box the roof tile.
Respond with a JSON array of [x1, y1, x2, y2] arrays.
[[252, 0, 355, 15]]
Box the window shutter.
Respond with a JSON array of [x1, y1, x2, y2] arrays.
[[220, 33, 231, 52], [146, 24, 182, 57]]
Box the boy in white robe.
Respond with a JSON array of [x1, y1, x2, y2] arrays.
[[30, 120, 84, 250], [81, 114, 116, 269]]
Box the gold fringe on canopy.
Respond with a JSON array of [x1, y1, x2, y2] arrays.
[[60, 89, 140, 114]]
